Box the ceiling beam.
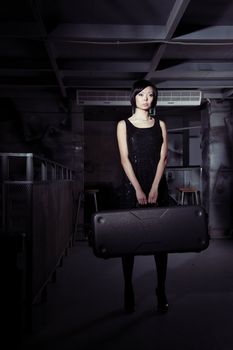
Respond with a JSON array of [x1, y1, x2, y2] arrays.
[[151, 71, 233, 79], [156, 80, 233, 89], [0, 80, 232, 91], [165, 0, 191, 38], [60, 60, 149, 73], [2, 22, 233, 43], [146, 0, 191, 79], [174, 26, 233, 41], [157, 62, 233, 72], [49, 24, 166, 41]]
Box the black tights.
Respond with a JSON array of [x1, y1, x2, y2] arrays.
[[122, 253, 168, 292]]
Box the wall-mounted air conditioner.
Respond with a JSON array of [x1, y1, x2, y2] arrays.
[[76, 90, 130, 106], [76, 89, 202, 106], [157, 90, 202, 106]]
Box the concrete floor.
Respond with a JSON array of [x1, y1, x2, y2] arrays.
[[23, 238, 233, 350]]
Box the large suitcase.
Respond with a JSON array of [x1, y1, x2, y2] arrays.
[[92, 205, 209, 258]]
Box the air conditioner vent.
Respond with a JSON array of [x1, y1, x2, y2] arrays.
[[77, 90, 130, 106], [76, 90, 202, 106], [157, 90, 202, 106]]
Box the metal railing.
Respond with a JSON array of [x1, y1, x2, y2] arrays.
[[0, 152, 74, 182], [0, 153, 76, 330]]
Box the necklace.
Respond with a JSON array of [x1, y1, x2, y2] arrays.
[[132, 114, 151, 121]]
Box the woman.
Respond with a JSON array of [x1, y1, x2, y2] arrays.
[[117, 79, 169, 314]]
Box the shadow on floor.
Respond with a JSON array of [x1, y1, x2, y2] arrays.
[[23, 238, 233, 350]]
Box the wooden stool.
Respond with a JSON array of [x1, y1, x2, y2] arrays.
[[85, 189, 99, 212], [178, 187, 199, 205]]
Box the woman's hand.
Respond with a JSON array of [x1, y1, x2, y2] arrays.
[[136, 189, 148, 205], [148, 188, 158, 204]]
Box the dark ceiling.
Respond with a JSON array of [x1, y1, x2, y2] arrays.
[[1, 0, 233, 101]]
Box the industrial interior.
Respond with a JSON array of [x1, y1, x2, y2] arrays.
[[0, 1, 233, 349]]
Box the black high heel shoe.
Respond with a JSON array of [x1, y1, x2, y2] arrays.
[[124, 286, 135, 314], [156, 288, 168, 313]]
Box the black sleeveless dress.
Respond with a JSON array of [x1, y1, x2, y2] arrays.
[[119, 117, 169, 209]]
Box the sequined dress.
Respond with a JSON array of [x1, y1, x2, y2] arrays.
[[119, 117, 169, 209]]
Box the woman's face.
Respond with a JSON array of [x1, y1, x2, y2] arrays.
[[135, 86, 154, 111]]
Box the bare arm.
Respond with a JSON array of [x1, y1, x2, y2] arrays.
[[117, 120, 147, 205], [148, 120, 168, 204]]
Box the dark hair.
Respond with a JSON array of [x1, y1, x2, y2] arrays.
[[130, 79, 158, 113]]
